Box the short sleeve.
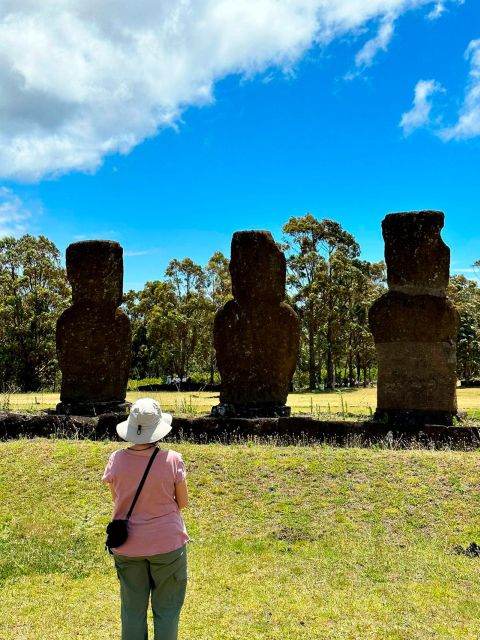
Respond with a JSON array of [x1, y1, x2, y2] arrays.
[[102, 452, 116, 483], [174, 454, 187, 485]]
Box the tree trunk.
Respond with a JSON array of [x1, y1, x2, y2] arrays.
[[209, 346, 215, 385], [348, 353, 355, 387], [308, 308, 316, 389], [326, 322, 335, 389]]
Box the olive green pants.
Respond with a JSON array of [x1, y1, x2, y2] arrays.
[[114, 545, 187, 640]]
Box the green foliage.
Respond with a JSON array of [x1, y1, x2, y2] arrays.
[[0, 235, 70, 391], [283, 213, 385, 390], [124, 252, 231, 382], [448, 275, 480, 381]]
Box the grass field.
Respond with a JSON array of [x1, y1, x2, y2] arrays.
[[1, 439, 480, 639], [3, 387, 480, 420]]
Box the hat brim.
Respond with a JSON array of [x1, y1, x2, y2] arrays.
[[116, 412, 173, 444]]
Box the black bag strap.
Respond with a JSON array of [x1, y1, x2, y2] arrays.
[[126, 447, 159, 520]]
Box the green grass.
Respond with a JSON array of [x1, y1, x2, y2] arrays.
[[1, 439, 480, 638], [4, 387, 480, 421], [127, 378, 164, 391]]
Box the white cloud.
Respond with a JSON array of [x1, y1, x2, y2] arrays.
[[426, 0, 463, 20], [439, 39, 480, 141], [354, 15, 396, 69], [399, 79, 444, 135], [0, 187, 32, 237], [0, 1, 463, 181], [426, 2, 446, 19], [124, 250, 153, 257]]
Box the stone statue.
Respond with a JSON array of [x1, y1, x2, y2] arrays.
[[369, 211, 459, 426], [56, 240, 132, 415], [212, 230, 300, 417]]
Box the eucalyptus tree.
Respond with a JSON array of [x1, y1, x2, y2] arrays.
[[123, 281, 178, 378], [204, 251, 231, 383], [339, 259, 385, 386], [124, 254, 230, 382], [448, 274, 480, 382], [282, 214, 360, 389], [0, 235, 70, 390], [125, 259, 208, 380], [163, 257, 211, 378]]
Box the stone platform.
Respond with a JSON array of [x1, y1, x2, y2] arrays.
[[1, 413, 479, 449]]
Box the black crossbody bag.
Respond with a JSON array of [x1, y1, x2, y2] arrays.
[[105, 447, 159, 554]]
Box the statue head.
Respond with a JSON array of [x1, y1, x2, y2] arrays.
[[382, 211, 450, 295], [229, 230, 286, 306], [66, 240, 124, 306]]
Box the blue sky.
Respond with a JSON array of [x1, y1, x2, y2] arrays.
[[0, 1, 479, 290]]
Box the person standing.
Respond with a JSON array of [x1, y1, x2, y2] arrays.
[[103, 398, 189, 640]]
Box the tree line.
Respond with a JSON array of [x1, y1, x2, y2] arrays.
[[1, 215, 479, 392]]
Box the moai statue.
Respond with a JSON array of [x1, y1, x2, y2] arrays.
[[369, 211, 459, 426], [212, 230, 300, 417], [56, 241, 132, 415]]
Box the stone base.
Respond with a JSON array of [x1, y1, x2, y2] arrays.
[[374, 408, 456, 427], [55, 401, 130, 417], [374, 341, 458, 415], [0, 411, 125, 440], [1, 412, 480, 448], [210, 404, 291, 418]]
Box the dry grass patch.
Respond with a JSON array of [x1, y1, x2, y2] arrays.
[[4, 386, 480, 419]]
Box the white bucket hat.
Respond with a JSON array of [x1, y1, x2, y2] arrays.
[[116, 398, 173, 444]]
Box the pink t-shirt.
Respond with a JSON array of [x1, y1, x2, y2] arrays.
[[102, 447, 189, 557]]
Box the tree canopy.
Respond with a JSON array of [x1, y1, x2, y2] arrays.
[[282, 215, 383, 388], [0, 235, 70, 390]]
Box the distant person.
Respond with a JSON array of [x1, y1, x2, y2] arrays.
[[103, 398, 189, 640]]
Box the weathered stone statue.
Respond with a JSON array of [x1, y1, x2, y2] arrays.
[[369, 211, 459, 426], [56, 240, 131, 415], [212, 230, 300, 417]]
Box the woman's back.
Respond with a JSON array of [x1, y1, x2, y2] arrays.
[[103, 447, 189, 556]]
